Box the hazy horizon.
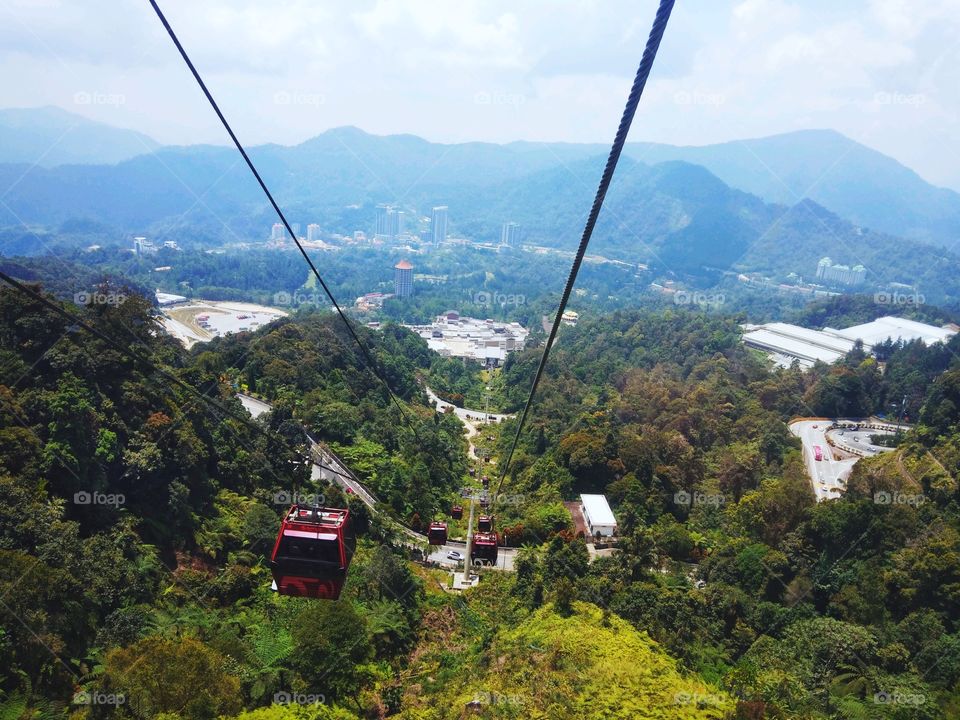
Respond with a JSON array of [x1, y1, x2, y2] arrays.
[[1, 0, 958, 190]]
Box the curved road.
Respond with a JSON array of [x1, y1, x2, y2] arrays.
[[789, 418, 902, 502], [237, 393, 516, 571], [790, 420, 857, 501]]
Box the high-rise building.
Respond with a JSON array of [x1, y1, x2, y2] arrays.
[[375, 205, 390, 238], [376, 205, 406, 239], [271, 223, 284, 240], [291, 223, 301, 239], [815, 257, 866, 287], [394, 259, 414, 298], [500, 221, 521, 247], [431, 206, 448, 245], [306, 223, 321, 241]]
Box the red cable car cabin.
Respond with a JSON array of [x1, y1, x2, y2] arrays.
[[477, 515, 493, 532], [427, 521, 448, 545], [471, 531, 499, 565], [451, 505, 463, 519], [270, 504, 355, 600]]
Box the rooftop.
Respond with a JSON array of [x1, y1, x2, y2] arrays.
[[580, 494, 617, 526], [742, 315, 956, 369]]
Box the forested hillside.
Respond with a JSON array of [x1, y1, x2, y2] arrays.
[[3, 283, 960, 718]]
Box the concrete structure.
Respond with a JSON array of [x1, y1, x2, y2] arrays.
[[500, 221, 521, 247], [743, 316, 957, 368], [431, 206, 448, 245], [579, 494, 617, 537], [354, 292, 392, 312], [306, 223, 321, 241], [394, 259, 414, 298], [291, 223, 301, 239], [561, 310, 579, 327], [815, 257, 866, 287], [404, 314, 529, 368], [133, 236, 157, 256], [270, 223, 284, 241]]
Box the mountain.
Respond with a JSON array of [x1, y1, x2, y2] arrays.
[[2, 113, 957, 247], [623, 129, 960, 247], [3, 123, 960, 301], [0, 106, 160, 166]]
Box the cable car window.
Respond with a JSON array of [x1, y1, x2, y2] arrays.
[[278, 536, 341, 565]]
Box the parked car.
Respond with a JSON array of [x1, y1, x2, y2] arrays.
[[447, 551, 463, 560]]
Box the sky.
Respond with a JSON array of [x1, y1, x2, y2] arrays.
[[1, 0, 959, 189]]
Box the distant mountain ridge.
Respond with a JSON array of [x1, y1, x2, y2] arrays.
[[623, 129, 960, 248], [0, 106, 160, 167], [2, 111, 960, 301]]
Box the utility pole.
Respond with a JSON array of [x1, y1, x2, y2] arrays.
[[462, 497, 475, 584], [896, 394, 907, 439]]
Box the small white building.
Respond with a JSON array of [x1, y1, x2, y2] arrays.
[[580, 494, 617, 537]]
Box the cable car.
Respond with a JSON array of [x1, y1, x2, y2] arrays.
[[427, 521, 448, 545], [471, 532, 499, 565], [481, 476, 489, 488], [477, 515, 493, 532], [270, 504, 355, 599], [451, 505, 463, 519]]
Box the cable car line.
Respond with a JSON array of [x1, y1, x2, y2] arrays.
[[0, 270, 353, 486], [491, 0, 676, 510], [147, 0, 418, 437]]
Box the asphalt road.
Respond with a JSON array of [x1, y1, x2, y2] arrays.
[[423, 385, 514, 423], [827, 427, 897, 455], [789, 420, 858, 501]]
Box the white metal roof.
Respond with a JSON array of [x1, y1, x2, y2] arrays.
[[827, 316, 955, 348], [742, 327, 852, 364], [580, 494, 617, 526]]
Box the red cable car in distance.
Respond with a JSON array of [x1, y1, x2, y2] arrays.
[[427, 521, 448, 545], [451, 505, 463, 519], [270, 504, 355, 599], [477, 515, 493, 532]]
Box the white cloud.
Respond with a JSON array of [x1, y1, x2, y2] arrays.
[[0, 0, 957, 189]]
